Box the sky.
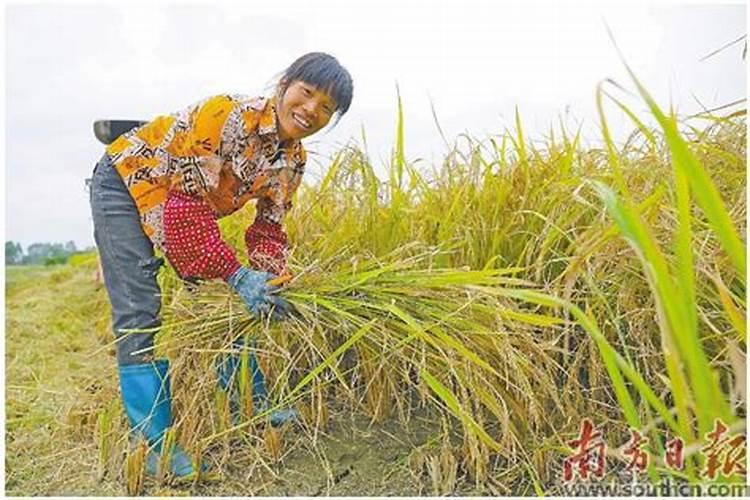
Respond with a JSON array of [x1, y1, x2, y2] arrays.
[[3, 0, 747, 251]]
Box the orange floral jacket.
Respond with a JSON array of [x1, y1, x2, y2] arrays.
[[105, 94, 304, 279]]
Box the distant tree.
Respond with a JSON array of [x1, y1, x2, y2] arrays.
[[24, 243, 48, 264], [23, 242, 69, 265], [13, 241, 79, 265], [5, 241, 23, 265], [49, 243, 68, 260]]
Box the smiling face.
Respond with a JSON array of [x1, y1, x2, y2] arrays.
[[276, 79, 337, 142]]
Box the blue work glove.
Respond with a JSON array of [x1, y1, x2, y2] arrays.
[[226, 266, 292, 319]]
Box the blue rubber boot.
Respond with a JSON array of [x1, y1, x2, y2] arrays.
[[215, 338, 298, 427], [119, 360, 206, 477], [216, 338, 266, 404]]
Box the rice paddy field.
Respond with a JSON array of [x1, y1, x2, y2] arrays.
[[5, 71, 747, 496]]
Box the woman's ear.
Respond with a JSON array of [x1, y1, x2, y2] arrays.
[[278, 77, 290, 93]]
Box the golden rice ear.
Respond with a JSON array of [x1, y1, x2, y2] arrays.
[[96, 399, 121, 480], [155, 428, 177, 484], [125, 440, 147, 496], [727, 340, 746, 407], [263, 426, 283, 463]]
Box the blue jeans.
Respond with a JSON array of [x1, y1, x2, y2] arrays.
[[89, 154, 164, 365]]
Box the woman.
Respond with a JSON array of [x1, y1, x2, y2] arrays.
[[89, 52, 353, 478]]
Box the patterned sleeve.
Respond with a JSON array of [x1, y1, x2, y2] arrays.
[[159, 95, 249, 281], [254, 148, 305, 225], [163, 190, 242, 281], [245, 217, 288, 275], [246, 156, 305, 275], [254, 188, 290, 226]]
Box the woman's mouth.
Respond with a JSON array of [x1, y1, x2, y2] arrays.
[[292, 112, 312, 130]]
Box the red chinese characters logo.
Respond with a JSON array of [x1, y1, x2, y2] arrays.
[[562, 419, 747, 483], [563, 418, 607, 482], [622, 429, 649, 474], [701, 419, 747, 480], [665, 436, 684, 471]]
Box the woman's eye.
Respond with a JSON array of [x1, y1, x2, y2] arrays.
[[302, 87, 311, 96]]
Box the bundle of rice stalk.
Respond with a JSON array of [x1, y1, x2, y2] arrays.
[[149, 242, 570, 480]]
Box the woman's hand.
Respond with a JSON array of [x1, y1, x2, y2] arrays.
[[226, 266, 292, 319]]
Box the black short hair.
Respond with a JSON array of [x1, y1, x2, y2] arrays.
[[278, 52, 353, 128]]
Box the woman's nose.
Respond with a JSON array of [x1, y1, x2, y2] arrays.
[[303, 100, 319, 120]]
